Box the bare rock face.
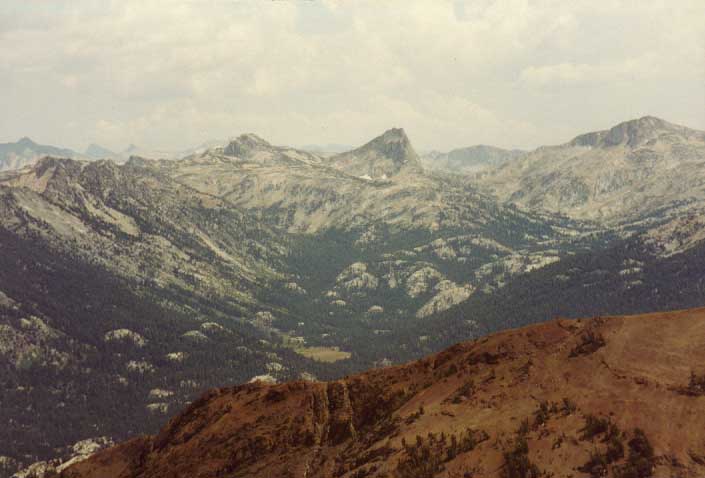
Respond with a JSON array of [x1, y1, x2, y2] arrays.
[[61, 307, 705, 478], [336, 262, 379, 292], [405, 266, 444, 297], [103, 329, 147, 347], [327, 128, 422, 179], [223, 133, 273, 158], [415, 283, 474, 318], [484, 116, 705, 222]]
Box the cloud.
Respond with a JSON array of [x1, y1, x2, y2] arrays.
[[0, 0, 703, 152]]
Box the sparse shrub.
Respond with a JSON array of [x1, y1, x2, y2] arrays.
[[605, 433, 625, 463], [689, 371, 705, 393], [613, 428, 654, 478], [579, 414, 610, 441], [450, 380, 475, 404], [677, 370, 705, 396], [518, 418, 530, 436], [468, 351, 502, 365], [397, 428, 488, 478], [578, 449, 608, 478], [444, 363, 459, 377], [404, 404, 425, 425], [501, 436, 542, 478], [561, 398, 577, 415], [533, 401, 550, 429], [578, 421, 625, 477], [569, 331, 606, 357]]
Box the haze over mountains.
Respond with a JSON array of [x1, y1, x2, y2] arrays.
[[0, 138, 228, 171], [0, 137, 86, 171], [2, 116, 705, 477], [421, 145, 525, 175]]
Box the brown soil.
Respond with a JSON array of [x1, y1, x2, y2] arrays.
[[62, 307, 705, 477]]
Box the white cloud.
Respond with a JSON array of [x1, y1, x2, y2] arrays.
[[0, 0, 703, 152]]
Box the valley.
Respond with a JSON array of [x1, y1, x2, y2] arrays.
[[1, 117, 704, 477]]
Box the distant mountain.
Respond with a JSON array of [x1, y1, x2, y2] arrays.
[[63, 307, 705, 478], [483, 116, 705, 222], [422, 145, 525, 175], [0, 137, 83, 171], [326, 128, 422, 179], [178, 139, 226, 157], [300, 143, 355, 155], [84, 143, 120, 160]]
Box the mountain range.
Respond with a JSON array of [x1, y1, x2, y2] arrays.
[[2, 116, 705, 477], [0, 137, 229, 172]]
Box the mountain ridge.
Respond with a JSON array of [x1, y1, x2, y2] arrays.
[[0, 137, 84, 171], [62, 307, 705, 478], [483, 116, 705, 222]]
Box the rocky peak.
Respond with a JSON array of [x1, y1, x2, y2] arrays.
[[328, 128, 421, 178], [570, 116, 685, 148], [223, 133, 272, 158], [357, 128, 418, 167]]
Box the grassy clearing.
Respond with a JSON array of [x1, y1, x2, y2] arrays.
[[294, 346, 351, 363]]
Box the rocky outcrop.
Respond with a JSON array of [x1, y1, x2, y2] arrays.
[[327, 128, 422, 178], [415, 283, 474, 318], [405, 266, 444, 297], [103, 329, 146, 347], [335, 262, 379, 292]]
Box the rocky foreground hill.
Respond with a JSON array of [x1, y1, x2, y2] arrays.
[[63, 307, 705, 478]]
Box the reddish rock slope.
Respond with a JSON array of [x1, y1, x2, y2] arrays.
[[63, 308, 705, 477]]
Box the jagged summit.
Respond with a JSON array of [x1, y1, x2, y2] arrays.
[[570, 115, 697, 148], [354, 127, 417, 163], [328, 128, 421, 178], [377, 127, 409, 143]]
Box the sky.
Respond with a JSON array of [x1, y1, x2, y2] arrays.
[[1, 0, 704, 153]]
